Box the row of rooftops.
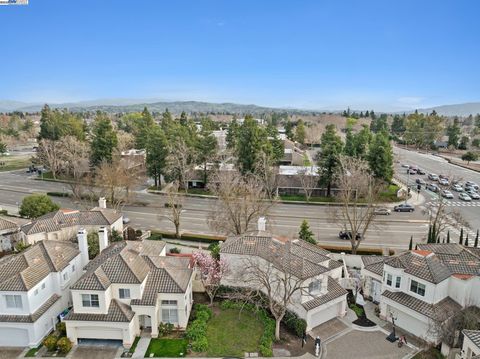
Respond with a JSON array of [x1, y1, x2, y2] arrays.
[[362, 243, 480, 283]]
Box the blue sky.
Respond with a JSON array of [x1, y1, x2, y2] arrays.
[[1, 0, 479, 111]]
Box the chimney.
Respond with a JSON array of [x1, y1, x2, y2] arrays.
[[98, 197, 107, 209], [98, 227, 109, 253], [77, 228, 89, 267], [257, 217, 266, 232]]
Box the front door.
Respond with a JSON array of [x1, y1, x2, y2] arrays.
[[140, 315, 152, 328]]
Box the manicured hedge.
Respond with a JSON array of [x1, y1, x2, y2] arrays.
[[282, 311, 307, 337], [150, 230, 226, 243], [185, 304, 212, 352]]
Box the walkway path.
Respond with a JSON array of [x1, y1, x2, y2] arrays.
[[132, 337, 150, 358]]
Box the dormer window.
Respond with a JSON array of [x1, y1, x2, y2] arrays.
[[308, 280, 321, 295], [386, 273, 392, 286], [410, 280, 426, 297], [82, 294, 99, 308], [119, 288, 131, 299]]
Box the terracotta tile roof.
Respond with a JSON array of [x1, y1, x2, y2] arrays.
[[65, 299, 134, 322], [382, 290, 461, 320], [0, 216, 19, 232], [220, 234, 335, 280], [302, 277, 348, 311], [384, 251, 451, 284], [21, 209, 122, 235], [417, 243, 480, 276], [361, 255, 386, 267], [0, 294, 60, 323], [0, 241, 79, 291], [464, 330, 480, 350]]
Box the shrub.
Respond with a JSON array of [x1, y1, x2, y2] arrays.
[[191, 336, 208, 352], [282, 311, 307, 337], [135, 229, 143, 237], [158, 322, 175, 337], [208, 242, 220, 260], [185, 320, 207, 340], [193, 304, 212, 320], [195, 310, 210, 323], [56, 337, 72, 354], [169, 247, 181, 254], [56, 321, 66, 336], [43, 335, 58, 352]]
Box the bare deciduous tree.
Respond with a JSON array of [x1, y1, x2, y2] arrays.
[[60, 136, 91, 203], [116, 130, 135, 152], [331, 155, 381, 254], [166, 139, 196, 193], [298, 166, 319, 202], [254, 151, 279, 199], [208, 171, 274, 235], [36, 139, 63, 179], [160, 182, 185, 238], [238, 243, 306, 340]]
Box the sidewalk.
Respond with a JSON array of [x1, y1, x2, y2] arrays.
[[132, 337, 150, 358]]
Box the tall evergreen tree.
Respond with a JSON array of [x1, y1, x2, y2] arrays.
[[459, 228, 464, 245], [226, 119, 239, 149], [465, 234, 469, 247], [353, 125, 371, 158], [367, 131, 393, 182], [447, 230, 450, 243], [235, 115, 263, 174], [146, 125, 168, 188], [196, 127, 218, 185], [446, 118, 461, 149], [90, 112, 118, 166], [409, 236, 413, 250], [295, 119, 306, 145], [427, 225, 433, 243], [317, 124, 343, 196], [344, 127, 356, 157], [135, 107, 155, 150], [475, 230, 479, 247], [299, 220, 316, 244]]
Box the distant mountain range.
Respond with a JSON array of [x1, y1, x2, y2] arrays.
[[1, 98, 480, 116]]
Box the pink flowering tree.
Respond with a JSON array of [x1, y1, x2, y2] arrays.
[[192, 251, 229, 306]]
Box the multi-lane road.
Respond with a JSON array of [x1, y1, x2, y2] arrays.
[[394, 146, 480, 232], [0, 168, 428, 251]]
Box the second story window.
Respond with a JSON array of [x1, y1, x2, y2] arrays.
[[63, 272, 69, 281], [161, 300, 177, 306], [119, 288, 131, 299], [410, 280, 426, 297], [386, 273, 392, 286], [82, 294, 100, 308], [308, 280, 321, 294], [395, 277, 401, 288], [5, 294, 22, 309]]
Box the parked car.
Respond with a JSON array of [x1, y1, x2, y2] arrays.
[[452, 184, 464, 192], [416, 168, 426, 175], [338, 230, 362, 240], [401, 164, 410, 168], [441, 190, 454, 199], [408, 168, 417, 175], [394, 203, 415, 212], [374, 207, 391, 215], [466, 189, 480, 200], [465, 181, 479, 191], [426, 183, 439, 192], [438, 178, 449, 186], [122, 216, 131, 224], [428, 173, 439, 181], [459, 193, 472, 201], [415, 178, 426, 185]]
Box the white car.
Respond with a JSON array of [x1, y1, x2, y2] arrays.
[[401, 164, 410, 168], [438, 178, 449, 186], [452, 184, 464, 192], [441, 190, 454, 199], [428, 173, 439, 181], [466, 189, 480, 200], [459, 193, 472, 201]]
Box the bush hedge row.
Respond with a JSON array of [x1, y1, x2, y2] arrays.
[[185, 304, 212, 352], [150, 230, 225, 243]]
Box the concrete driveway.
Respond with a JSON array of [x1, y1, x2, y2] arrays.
[[0, 348, 23, 359], [324, 329, 416, 359], [71, 345, 122, 359]]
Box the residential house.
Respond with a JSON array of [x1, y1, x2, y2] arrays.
[[65, 230, 194, 348], [279, 139, 306, 166], [0, 240, 83, 346], [20, 199, 123, 245], [0, 216, 26, 251], [220, 219, 347, 331], [361, 244, 480, 344], [461, 330, 480, 359]]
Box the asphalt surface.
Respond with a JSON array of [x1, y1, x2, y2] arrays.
[[0, 168, 430, 251], [394, 146, 480, 232]]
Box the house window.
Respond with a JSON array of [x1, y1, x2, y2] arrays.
[[308, 280, 321, 294], [72, 265, 76, 272], [386, 273, 392, 286], [63, 272, 69, 281], [41, 283, 46, 290], [119, 288, 131, 299], [5, 295, 22, 309], [410, 280, 426, 296], [162, 308, 178, 324], [34, 289, 39, 296], [395, 277, 401, 288], [161, 300, 177, 305], [82, 294, 100, 308]]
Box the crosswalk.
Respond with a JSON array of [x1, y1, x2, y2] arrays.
[[426, 200, 480, 207]]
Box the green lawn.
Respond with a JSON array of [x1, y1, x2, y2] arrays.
[[25, 344, 42, 357], [0, 155, 32, 172], [279, 194, 335, 203], [129, 336, 140, 354], [206, 309, 264, 357], [144, 338, 188, 358]]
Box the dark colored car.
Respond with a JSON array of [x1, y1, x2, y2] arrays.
[[338, 230, 362, 240], [415, 178, 426, 185], [394, 203, 415, 212], [416, 168, 426, 175]]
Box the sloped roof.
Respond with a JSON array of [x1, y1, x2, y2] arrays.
[[0, 241, 79, 291], [65, 299, 135, 322], [384, 251, 451, 284], [302, 277, 348, 311], [382, 290, 461, 320], [463, 330, 480, 350], [220, 233, 335, 280], [21, 209, 122, 235], [0, 216, 19, 232], [417, 243, 480, 276]]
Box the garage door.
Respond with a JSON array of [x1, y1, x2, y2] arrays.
[[0, 328, 29, 346], [77, 327, 123, 343], [309, 303, 340, 328]]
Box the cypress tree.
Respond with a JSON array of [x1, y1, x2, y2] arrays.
[[442, 237, 445, 244], [447, 230, 450, 243], [465, 234, 469, 247], [460, 228, 464, 245], [432, 223, 437, 243], [475, 230, 479, 248], [427, 225, 432, 243], [409, 236, 413, 250], [415, 244, 418, 250]]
